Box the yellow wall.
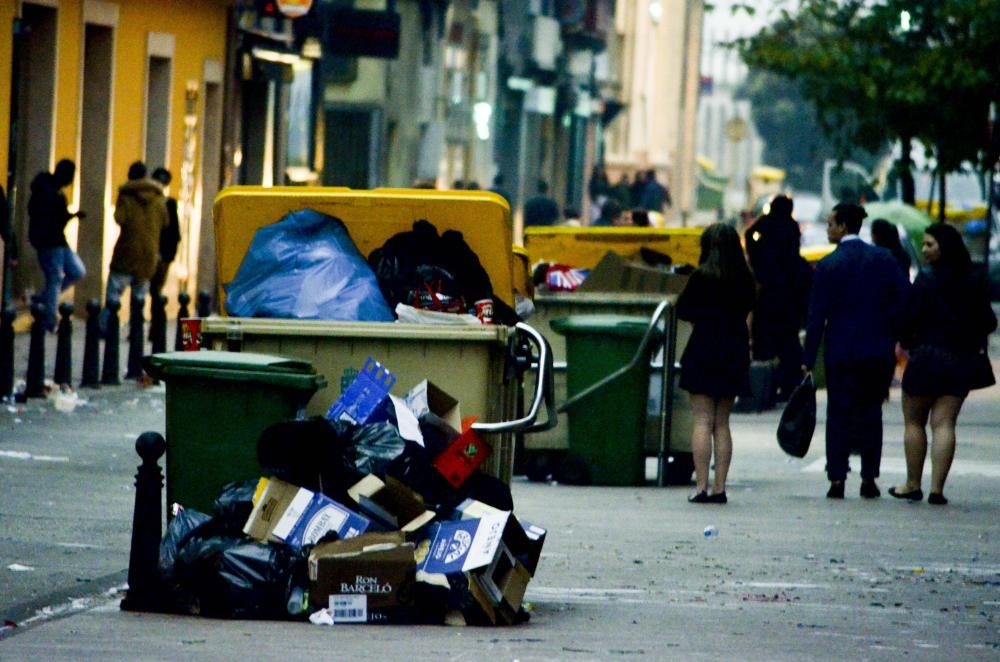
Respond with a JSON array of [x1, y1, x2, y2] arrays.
[[4, 0, 230, 310]]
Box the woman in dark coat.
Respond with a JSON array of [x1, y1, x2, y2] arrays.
[[676, 223, 757, 503], [890, 224, 996, 505]]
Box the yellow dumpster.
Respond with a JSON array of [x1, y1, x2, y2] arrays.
[[523, 226, 703, 271], [201, 186, 554, 484]]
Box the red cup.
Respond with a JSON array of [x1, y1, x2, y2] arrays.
[[180, 318, 202, 351], [474, 298, 494, 325]]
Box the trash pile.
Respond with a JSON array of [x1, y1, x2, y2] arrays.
[[532, 250, 692, 294], [224, 212, 518, 326], [153, 358, 545, 626]]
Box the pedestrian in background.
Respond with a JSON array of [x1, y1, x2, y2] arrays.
[[104, 161, 168, 320], [676, 223, 756, 504], [745, 194, 809, 401], [802, 203, 908, 500], [629, 208, 651, 227], [890, 224, 996, 505], [149, 167, 181, 302], [609, 173, 632, 208], [639, 169, 672, 213], [591, 198, 624, 227], [588, 165, 610, 222], [629, 170, 648, 208], [488, 174, 511, 205], [27, 159, 86, 331], [870, 218, 911, 278], [523, 180, 561, 227]]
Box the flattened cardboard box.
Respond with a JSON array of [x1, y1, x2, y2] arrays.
[[244, 477, 372, 549], [403, 380, 462, 433], [453, 498, 546, 576], [309, 531, 417, 623], [347, 474, 437, 533], [577, 251, 688, 294]]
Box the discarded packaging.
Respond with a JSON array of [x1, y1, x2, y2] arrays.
[[347, 475, 436, 533], [327, 357, 396, 425]]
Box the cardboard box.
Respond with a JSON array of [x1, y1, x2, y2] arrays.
[[576, 251, 688, 295], [308, 531, 417, 624], [403, 380, 462, 433], [347, 475, 437, 533], [243, 477, 372, 549], [452, 499, 546, 577], [416, 512, 532, 623]]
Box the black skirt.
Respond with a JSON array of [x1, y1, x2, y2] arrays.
[[902, 345, 995, 397]]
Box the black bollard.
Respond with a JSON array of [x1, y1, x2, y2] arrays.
[[53, 302, 75, 385], [174, 291, 190, 351], [80, 299, 101, 388], [101, 300, 122, 385], [126, 294, 146, 379], [120, 431, 166, 612], [196, 290, 212, 318], [0, 305, 15, 399], [26, 299, 47, 398], [150, 294, 167, 355]]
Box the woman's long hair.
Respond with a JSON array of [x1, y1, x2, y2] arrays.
[[698, 223, 755, 293], [925, 222, 971, 292]]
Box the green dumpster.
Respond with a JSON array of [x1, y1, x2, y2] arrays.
[[143, 351, 327, 513], [550, 315, 661, 486]]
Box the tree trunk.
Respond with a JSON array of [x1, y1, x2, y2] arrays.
[[898, 138, 915, 205], [938, 169, 947, 222]]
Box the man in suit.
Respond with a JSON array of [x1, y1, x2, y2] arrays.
[[802, 203, 908, 499]]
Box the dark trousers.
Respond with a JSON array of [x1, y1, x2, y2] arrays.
[[752, 308, 802, 396], [824, 358, 895, 482]]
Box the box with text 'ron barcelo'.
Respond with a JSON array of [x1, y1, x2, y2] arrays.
[[243, 477, 372, 549], [415, 511, 533, 624], [308, 531, 418, 624]]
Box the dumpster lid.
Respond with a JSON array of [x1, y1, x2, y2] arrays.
[[143, 351, 326, 390], [549, 315, 655, 339]]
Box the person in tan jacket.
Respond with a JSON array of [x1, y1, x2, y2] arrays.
[[103, 161, 168, 315]]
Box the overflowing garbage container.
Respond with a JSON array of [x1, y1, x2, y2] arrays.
[[143, 351, 326, 513]]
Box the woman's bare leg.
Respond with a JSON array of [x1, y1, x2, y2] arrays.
[[899, 392, 932, 491], [928, 395, 965, 495], [711, 397, 735, 494], [690, 394, 716, 493]]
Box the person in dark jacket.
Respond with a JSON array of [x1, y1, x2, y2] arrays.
[[870, 218, 911, 278], [745, 194, 809, 400], [639, 169, 672, 213], [889, 224, 996, 505], [676, 223, 757, 504], [802, 203, 909, 500], [104, 162, 168, 313], [28, 159, 86, 331], [522, 180, 561, 227], [149, 168, 182, 299]]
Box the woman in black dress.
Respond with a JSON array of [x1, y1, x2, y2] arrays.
[[676, 223, 757, 503], [889, 224, 996, 505]]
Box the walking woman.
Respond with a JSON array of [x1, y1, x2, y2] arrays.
[[676, 223, 757, 503], [890, 224, 996, 505]]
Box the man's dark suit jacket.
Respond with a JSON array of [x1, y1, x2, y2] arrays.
[[802, 237, 908, 369]]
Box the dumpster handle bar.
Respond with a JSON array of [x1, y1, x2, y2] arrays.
[[470, 322, 553, 434], [556, 300, 672, 414]]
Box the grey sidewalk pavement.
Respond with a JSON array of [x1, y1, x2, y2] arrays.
[[1, 327, 999, 660]]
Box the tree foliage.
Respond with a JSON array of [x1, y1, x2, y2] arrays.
[[734, 0, 1000, 211]]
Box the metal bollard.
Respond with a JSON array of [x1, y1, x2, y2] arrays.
[[101, 300, 122, 385], [196, 290, 212, 318], [125, 294, 145, 379], [53, 302, 75, 385], [26, 299, 47, 398], [174, 291, 190, 351], [0, 305, 15, 399], [150, 294, 167, 355], [120, 431, 166, 612], [80, 299, 101, 388]]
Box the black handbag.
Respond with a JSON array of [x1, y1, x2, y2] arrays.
[[967, 348, 996, 391], [777, 374, 816, 458]]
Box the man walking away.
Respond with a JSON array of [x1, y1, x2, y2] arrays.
[[523, 180, 561, 227], [640, 169, 672, 213], [104, 162, 168, 320], [802, 203, 908, 500], [28, 159, 86, 331], [745, 194, 808, 401], [148, 168, 181, 300]]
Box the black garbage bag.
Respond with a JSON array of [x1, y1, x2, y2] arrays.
[[213, 480, 260, 534], [159, 508, 213, 585], [777, 374, 816, 458], [257, 417, 362, 504], [349, 422, 408, 475], [196, 541, 307, 620]]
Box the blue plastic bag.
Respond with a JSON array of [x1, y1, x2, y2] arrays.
[[224, 209, 394, 321]]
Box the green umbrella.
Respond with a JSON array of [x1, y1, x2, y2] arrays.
[[862, 201, 933, 258]]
